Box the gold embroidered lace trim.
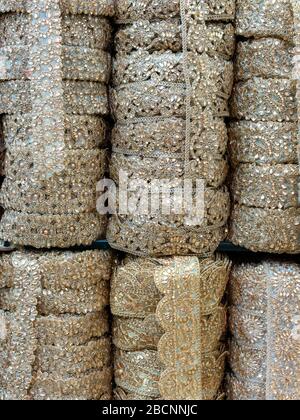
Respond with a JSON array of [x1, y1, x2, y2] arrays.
[[111, 254, 231, 400], [154, 257, 203, 400]]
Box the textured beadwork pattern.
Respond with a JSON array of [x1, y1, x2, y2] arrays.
[[292, 0, 300, 191], [2, 114, 108, 150], [0, 13, 112, 50], [230, 78, 296, 122], [229, 1, 300, 253], [0, 1, 113, 247], [235, 0, 294, 40], [234, 38, 293, 80], [108, 0, 235, 256], [0, 250, 113, 400], [0, 0, 115, 16], [0, 46, 111, 82], [115, 0, 236, 21], [111, 254, 231, 400], [227, 260, 300, 401], [107, 185, 230, 257], [0, 81, 108, 115], [115, 20, 235, 57], [230, 206, 299, 254], [0, 13, 112, 82], [113, 117, 228, 158], [0, 149, 107, 214], [0, 211, 107, 248], [231, 164, 299, 210], [228, 122, 298, 166], [110, 153, 228, 188]]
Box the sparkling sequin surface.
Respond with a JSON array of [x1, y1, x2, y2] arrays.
[[0, 0, 113, 248], [227, 260, 300, 401], [107, 0, 235, 256], [0, 0, 115, 16], [111, 254, 231, 400], [0, 250, 113, 400], [115, 0, 236, 21], [229, 0, 300, 253]]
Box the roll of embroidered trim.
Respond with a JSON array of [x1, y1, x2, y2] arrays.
[[107, 0, 235, 257], [111, 254, 231, 400], [0, 1, 114, 248], [229, 0, 300, 253], [227, 259, 300, 401], [0, 250, 113, 400]]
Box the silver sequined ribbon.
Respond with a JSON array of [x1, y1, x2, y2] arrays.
[[28, 0, 66, 179]]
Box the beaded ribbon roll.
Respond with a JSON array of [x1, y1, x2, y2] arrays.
[[0, 250, 113, 400], [227, 260, 300, 401], [229, 0, 300, 253], [0, 0, 114, 248], [111, 254, 231, 400], [107, 0, 235, 256]]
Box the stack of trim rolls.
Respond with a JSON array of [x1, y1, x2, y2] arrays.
[[0, 0, 114, 248], [0, 250, 113, 400], [229, 0, 300, 253], [227, 259, 300, 400], [111, 254, 231, 400], [107, 0, 236, 256]]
